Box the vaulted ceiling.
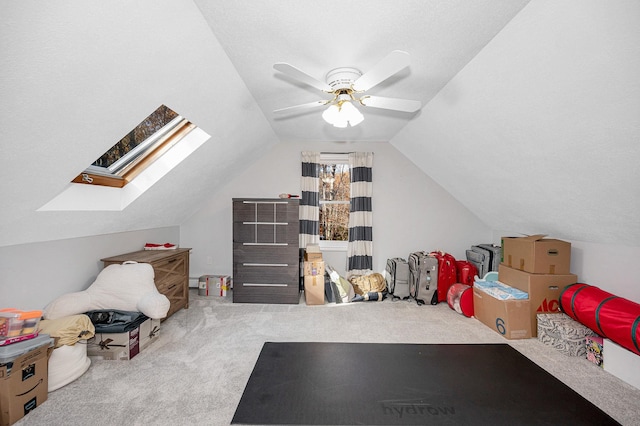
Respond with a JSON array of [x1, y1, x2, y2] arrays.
[[1, 0, 639, 248]]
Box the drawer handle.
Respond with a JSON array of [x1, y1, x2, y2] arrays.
[[167, 284, 177, 290], [242, 243, 288, 246], [242, 283, 288, 287], [243, 263, 288, 267], [167, 259, 177, 263]]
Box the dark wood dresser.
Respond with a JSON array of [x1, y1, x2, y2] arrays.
[[233, 198, 300, 304], [101, 248, 191, 319]]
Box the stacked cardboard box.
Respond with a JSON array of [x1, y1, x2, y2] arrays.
[[473, 235, 576, 339], [303, 245, 325, 305], [500, 235, 576, 337], [0, 336, 53, 426]]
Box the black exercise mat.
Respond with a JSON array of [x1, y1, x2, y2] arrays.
[[232, 342, 619, 425]]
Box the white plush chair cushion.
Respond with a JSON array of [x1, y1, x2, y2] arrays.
[[44, 261, 170, 320]]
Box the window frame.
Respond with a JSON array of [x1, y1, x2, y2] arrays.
[[318, 153, 350, 251], [71, 107, 195, 188]]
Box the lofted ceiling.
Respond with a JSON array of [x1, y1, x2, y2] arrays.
[[1, 0, 639, 249], [194, 0, 532, 142]]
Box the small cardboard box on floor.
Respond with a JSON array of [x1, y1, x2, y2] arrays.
[[0, 343, 52, 426], [501, 234, 571, 274], [87, 317, 160, 360]]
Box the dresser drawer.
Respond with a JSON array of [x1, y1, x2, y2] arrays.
[[233, 243, 299, 264], [233, 200, 298, 223], [233, 222, 298, 244], [234, 264, 298, 283]]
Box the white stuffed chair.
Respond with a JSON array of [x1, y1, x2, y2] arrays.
[[44, 261, 170, 320]]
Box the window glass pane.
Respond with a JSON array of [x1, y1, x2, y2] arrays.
[[319, 203, 350, 241], [92, 105, 179, 168], [319, 164, 350, 202]]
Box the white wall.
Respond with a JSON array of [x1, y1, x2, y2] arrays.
[[180, 140, 493, 283], [0, 227, 179, 310], [494, 231, 640, 304]]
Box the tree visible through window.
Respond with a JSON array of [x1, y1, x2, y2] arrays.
[[319, 162, 350, 241]]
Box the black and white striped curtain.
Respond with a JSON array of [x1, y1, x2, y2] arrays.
[[347, 152, 373, 276], [299, 152, 320, 249]]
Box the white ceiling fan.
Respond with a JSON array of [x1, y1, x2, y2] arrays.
[[273, 50, 422, 127]]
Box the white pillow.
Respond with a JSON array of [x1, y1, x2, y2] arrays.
[[44, 261, 170, 320]]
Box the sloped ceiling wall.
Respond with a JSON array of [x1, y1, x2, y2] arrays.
[[0, 0, 279, 247], [1, 0, 639, 250], [392, 0, 640, 247]]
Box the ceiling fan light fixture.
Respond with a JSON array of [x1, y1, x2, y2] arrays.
[[322, 100, 364, 128]]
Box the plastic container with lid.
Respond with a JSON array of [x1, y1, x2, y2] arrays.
[[0, 333, 53, 368], [0, 309, 42, 338]]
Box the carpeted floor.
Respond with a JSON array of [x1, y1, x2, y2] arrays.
[[14, 290, 640, 425]]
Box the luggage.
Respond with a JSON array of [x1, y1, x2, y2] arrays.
[[456, 260, 478, 286], [429, 251, 457, 304], [408, 251, 438, 305], [466, 244, 502, 278], [385, 258, 410, 300]]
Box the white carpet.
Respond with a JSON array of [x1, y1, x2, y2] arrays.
[[15, 290, 640, 425]]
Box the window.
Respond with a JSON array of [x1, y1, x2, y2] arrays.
[[39, 105, 210, 211], [71, 105, 195, 188], [319, 153, 350, 248]]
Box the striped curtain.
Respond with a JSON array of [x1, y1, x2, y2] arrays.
[[299, 152, 320, 249], [347, 152, 373, 276]]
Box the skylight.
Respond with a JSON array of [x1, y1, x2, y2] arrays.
[[72, 105, 194, 188], [39, 105, 210, 211]]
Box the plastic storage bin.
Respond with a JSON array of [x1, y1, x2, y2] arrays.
[[0, 334, 53, 372]]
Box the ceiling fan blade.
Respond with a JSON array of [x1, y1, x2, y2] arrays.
[[352, 50, 411, 92], [359, 95, 422, 113], [274, 63, 333, 92], [273, 100, 327, 114]]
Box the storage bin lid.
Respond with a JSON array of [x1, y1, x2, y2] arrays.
[[0, 334, 53, 364]]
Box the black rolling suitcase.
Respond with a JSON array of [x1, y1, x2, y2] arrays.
[[385, 258, 410, 300]]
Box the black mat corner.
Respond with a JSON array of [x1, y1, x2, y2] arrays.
[[232, 342, 619, 425]]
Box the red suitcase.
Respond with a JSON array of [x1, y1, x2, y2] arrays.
[[455, 260, 478, 286], [429, 251, 457, 304]]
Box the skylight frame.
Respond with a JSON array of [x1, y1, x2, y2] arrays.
[[71, 106, 195, 188]]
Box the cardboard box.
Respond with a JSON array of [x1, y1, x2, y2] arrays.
[[537, 313, 597, 356], [586, 336, 604, 367], [139, 318, 161, 351], [0, 344, 51, 426], [303, 260, 325, 277], [304, 275, 325, 305], [198, 275, 231, 296], [473, 286, 531, 339], [498, 264, 577, 336], [88, 326, 141, 360], [501, 234, 571, 274]]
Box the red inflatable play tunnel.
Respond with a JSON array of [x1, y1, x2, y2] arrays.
[[560, 283, 640, 356], [447, 283, 474, 318]]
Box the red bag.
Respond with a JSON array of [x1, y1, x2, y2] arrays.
[[429, 251, 457, 304], [560, 283, 640, 356], [455, 260, 478, 286]]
